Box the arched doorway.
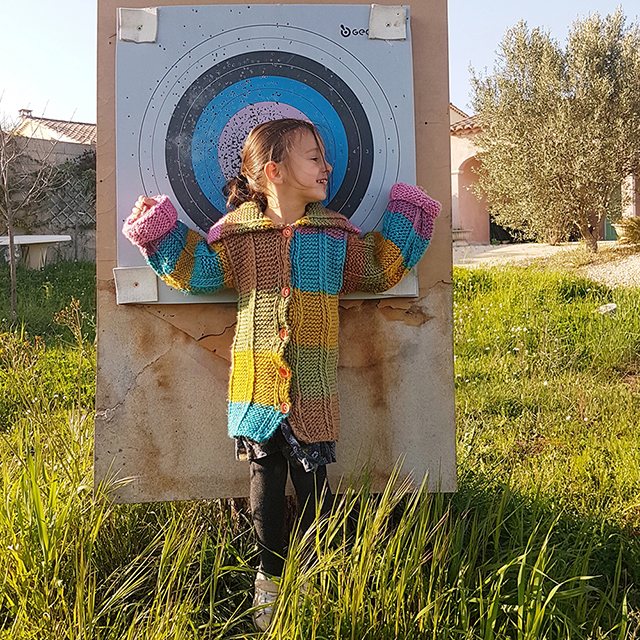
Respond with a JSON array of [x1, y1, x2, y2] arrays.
[[457, 156, 489, 244]]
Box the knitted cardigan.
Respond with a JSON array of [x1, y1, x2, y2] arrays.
[[122, 183, 440, 444]]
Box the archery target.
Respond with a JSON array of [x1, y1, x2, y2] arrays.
[[116, 4, 417, 296], [165, 50, 373, 230]]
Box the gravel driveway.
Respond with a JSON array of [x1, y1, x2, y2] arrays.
[[580, 254, 640, 289], [454, 241, 640, 289]]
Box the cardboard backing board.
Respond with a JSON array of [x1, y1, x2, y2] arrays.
[[96, 0, 456, 502]]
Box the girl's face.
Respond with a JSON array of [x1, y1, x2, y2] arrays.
[[279, 129, 332, 204]]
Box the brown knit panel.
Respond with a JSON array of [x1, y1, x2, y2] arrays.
[[289, 395, 340, 443], [340, 232, 368, 294], [225, 233, 256, 293], [224, 232, 287, 293]]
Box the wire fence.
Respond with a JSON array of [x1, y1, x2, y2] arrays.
[[47, 176, 96, 230], [36, 175, 97, 262]]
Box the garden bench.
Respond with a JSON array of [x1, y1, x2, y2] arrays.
[[0, 234, 72, 269]]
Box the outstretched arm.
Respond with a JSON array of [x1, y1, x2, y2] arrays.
[[341, 183, 440, 294], [122, 195, 234, 294]]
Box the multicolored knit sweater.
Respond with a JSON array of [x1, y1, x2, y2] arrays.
[[122, 183, 440, 444]]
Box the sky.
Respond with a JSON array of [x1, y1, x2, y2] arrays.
[[0, 0, 637, 124], [0, 0, 97, 123], [447, 0, 639, 114]]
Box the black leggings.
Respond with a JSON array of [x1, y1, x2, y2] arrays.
[[249, 451, 332, 576]]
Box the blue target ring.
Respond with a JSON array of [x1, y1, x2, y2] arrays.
[[166, 50, 374, 230], [191, 76, 349, 214]]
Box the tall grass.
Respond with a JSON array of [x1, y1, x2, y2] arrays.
[[272, 476, 628, 639], [0, 261, 95, 342], [0, 262, 639, 638], [0, 324, 257, 638], [454, 267, 640, 527]]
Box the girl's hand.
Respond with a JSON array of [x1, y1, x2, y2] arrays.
[[130, 196, 157, 220], [416, 186, 429, 195]]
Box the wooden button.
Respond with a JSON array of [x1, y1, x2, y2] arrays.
[[281, 286, 291, 298], [282, 226, 293, 238], [280, 402, 291, 414], [279, 328, 289, 341], [279, 367, 291, 379]]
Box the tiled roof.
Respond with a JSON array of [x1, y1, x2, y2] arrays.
[[15, 113, 96, 145], [450, 103, 470, 121], [450, 115, 481, 135]]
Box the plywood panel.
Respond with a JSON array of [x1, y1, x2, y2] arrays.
[[95, 0, 455, 502]]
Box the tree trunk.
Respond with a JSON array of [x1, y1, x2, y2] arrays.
[[577, 220, 598, 253], [7, 217, 17, 322]]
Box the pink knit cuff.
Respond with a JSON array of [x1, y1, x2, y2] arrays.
[[389, 183, 441, 220], [122, 195, 178, 247], [207, 221, 223, 244]]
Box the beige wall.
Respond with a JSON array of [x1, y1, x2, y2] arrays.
[[9, 137, 92, 176], [15, 138, 96, 262], [20, 137, 93, 163], [449, 105, 469, 125], [95, 0, 456, 502], [458, 156, 489, 244], [450, 127, 490, 244]]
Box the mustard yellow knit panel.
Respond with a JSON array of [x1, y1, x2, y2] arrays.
[[229, 349, 290, 406], [161, 229, 200, 291], [288, 290, 339, 348]]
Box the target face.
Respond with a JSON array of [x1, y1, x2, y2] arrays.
[[116, 4, 417, 297], [165, 50, 373, 229]]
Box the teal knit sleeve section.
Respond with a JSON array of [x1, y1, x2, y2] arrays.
[[341, 183, 440, 294], [122, 195, 234, 294]]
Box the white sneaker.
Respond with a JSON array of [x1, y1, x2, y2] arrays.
[[252, 571, 279, 631]]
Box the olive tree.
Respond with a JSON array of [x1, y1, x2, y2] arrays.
[[471, 10, 640, 251]]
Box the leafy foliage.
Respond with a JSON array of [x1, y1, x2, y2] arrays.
[[61, 149, 96, 199], [471, 10, 640, 251], [614, 217, 640, 245]]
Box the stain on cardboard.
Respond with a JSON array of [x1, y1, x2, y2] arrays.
[[338, 301, 403, 464], [377, 303, 434, 327]]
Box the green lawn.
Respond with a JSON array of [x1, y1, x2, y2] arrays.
[[0, 261, 638, 638], [0, 261, 96, 342]]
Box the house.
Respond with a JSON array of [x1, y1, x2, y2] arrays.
[[14, 109, 96, 164], [449, 105, 489, 244], [10, 109, 97, 261], [449, 104, 637, 244]]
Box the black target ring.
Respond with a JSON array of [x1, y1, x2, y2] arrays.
[[165, 50, 374, 230]]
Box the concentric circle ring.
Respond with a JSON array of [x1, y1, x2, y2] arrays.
[[165, 50, 374, 229]]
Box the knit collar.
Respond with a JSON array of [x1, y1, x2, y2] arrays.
[[209, 201, 361, 241]]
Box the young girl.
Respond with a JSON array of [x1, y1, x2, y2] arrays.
[[122, 118, 440, 630]]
